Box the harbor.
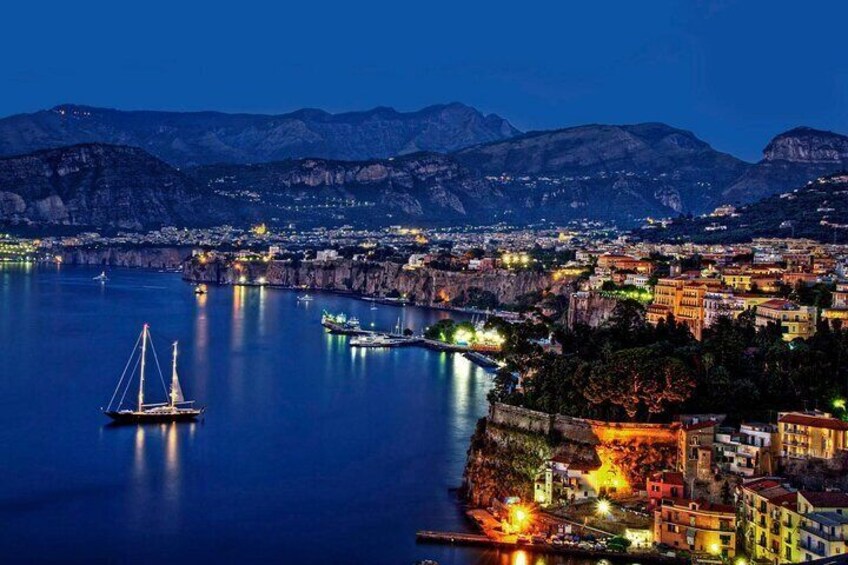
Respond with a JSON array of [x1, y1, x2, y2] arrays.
[[320, 309, 503, 369]]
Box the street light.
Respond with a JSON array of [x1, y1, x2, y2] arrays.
[[596, 499, 611, 516]]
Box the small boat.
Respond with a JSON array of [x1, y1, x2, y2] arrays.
[[93, 271, 108, 282], [349, 333, 407, 348], [370, 304, 378, 310], [103, 324, 204, 423], [194, 284, 207, 295], [297, 294, 314, 302]]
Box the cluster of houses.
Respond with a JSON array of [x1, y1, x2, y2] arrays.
[[579, 249, 848, 341], [533, 410, 848, 562]]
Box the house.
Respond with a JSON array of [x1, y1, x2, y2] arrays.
[[755, 299, 818, 341], [778, 412, 848, 460], [713, 423, 778, 477], [679, 418, 721, 481], [533, 454, 601, 506], [653, 498, 736, 558], [647, 471, 685, 509]]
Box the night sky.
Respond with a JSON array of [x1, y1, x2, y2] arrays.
[[3, 0, 846, 160]]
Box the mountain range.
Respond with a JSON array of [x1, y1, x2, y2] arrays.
[[0, 103, 847, 232], [0, 103, 518, 166]]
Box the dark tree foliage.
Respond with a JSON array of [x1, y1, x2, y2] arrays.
[[489, 303, 848, 422]]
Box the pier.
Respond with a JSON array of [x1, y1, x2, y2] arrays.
[[416, 530, 689, 564]]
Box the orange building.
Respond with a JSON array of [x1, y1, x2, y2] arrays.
[[647, 277, 723, 340], [653, 498, 737, 558]]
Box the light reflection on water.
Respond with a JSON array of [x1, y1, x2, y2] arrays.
[[0, 264, 620, 565]]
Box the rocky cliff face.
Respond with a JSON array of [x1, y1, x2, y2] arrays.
[[183, 258, 568, 305], [190, 153, 504, 223], [0, 144, 224, 229], [566, 292, 619, 329], [763, 127, 848, 163], [60, 246, 191, 268], [464, 404, 679, 506], [0, 103, 519, 167], [723, 127, 848, 204]]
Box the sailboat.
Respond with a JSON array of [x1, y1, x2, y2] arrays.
[[103, 324, 204, 423], [93, 271, 108, 283]]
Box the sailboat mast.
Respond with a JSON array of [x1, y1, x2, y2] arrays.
[[170, 341, 179, 407], [138, 324, 148, 411]]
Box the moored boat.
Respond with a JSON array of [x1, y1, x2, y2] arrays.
[[103, 324, 204, 423]]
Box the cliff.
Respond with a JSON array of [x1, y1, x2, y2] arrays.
[[61, 246, 191, 269], [722, 127, 848, 204], [183, 257, 569, 306], [188, 152, 505, 224], [464, 403, 679, 506], [0, 144, 226, 229], [566, 291, 619, 329]]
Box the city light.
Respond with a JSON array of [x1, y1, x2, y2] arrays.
[[596, 499, 611, 516]]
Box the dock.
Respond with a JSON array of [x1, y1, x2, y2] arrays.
[[416, 530, 689, 564]]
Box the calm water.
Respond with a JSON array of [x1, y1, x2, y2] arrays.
[[0, 265, 595, 565]]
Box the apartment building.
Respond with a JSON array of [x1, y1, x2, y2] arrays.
[[714, 423, 778, 477], [740, 478, 801, 563], [647, 277, 723, 340], [653, 498, 736, 558], [778, 412, 848, 460], [754, 299, 818, 341]]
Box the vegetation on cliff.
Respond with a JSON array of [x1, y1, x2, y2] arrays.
[[489, 301, 848, 422]]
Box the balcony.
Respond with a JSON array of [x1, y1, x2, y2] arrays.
[[798, 540, 828, 557], [800, 524, 845, 542]]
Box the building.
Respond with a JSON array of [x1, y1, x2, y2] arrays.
[[740, 478, 801, 563], [647, 277, 723, 340], [755, 299, 818, 341], [315, 249, 339, 262], [679, 418, 721, 482], [647, 471, 685, 509], [533, 454, 601, 506], [653, 498, 736, 557], [778, 412, 848, 460], [799, 512, 848, 560], [823, 282, 848, 325], [713, 423, 778, 477]]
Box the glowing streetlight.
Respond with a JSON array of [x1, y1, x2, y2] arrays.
[[596, 499, 611, 516]]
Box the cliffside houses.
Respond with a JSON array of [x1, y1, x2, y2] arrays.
[[740, 479, 848, 563], [778, 412, 848, 460]]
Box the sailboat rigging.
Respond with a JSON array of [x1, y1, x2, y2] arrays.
[[103, 324, 204, 422]]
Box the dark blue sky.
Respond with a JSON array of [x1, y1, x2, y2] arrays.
[[3, 1, 845, 161]]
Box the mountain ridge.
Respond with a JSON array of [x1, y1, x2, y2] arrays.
[[0, 103, 520, 167]]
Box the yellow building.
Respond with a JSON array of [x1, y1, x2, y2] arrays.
[[754, 299, 817, 341], [722, 272, 753, 291], [740, 478, 801, 563], [647, 277, 722, 340], [653, 498, 736, 558], [778, 412, 848, 460]]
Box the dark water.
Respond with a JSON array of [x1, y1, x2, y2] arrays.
[[0, 264, 596, 565]]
